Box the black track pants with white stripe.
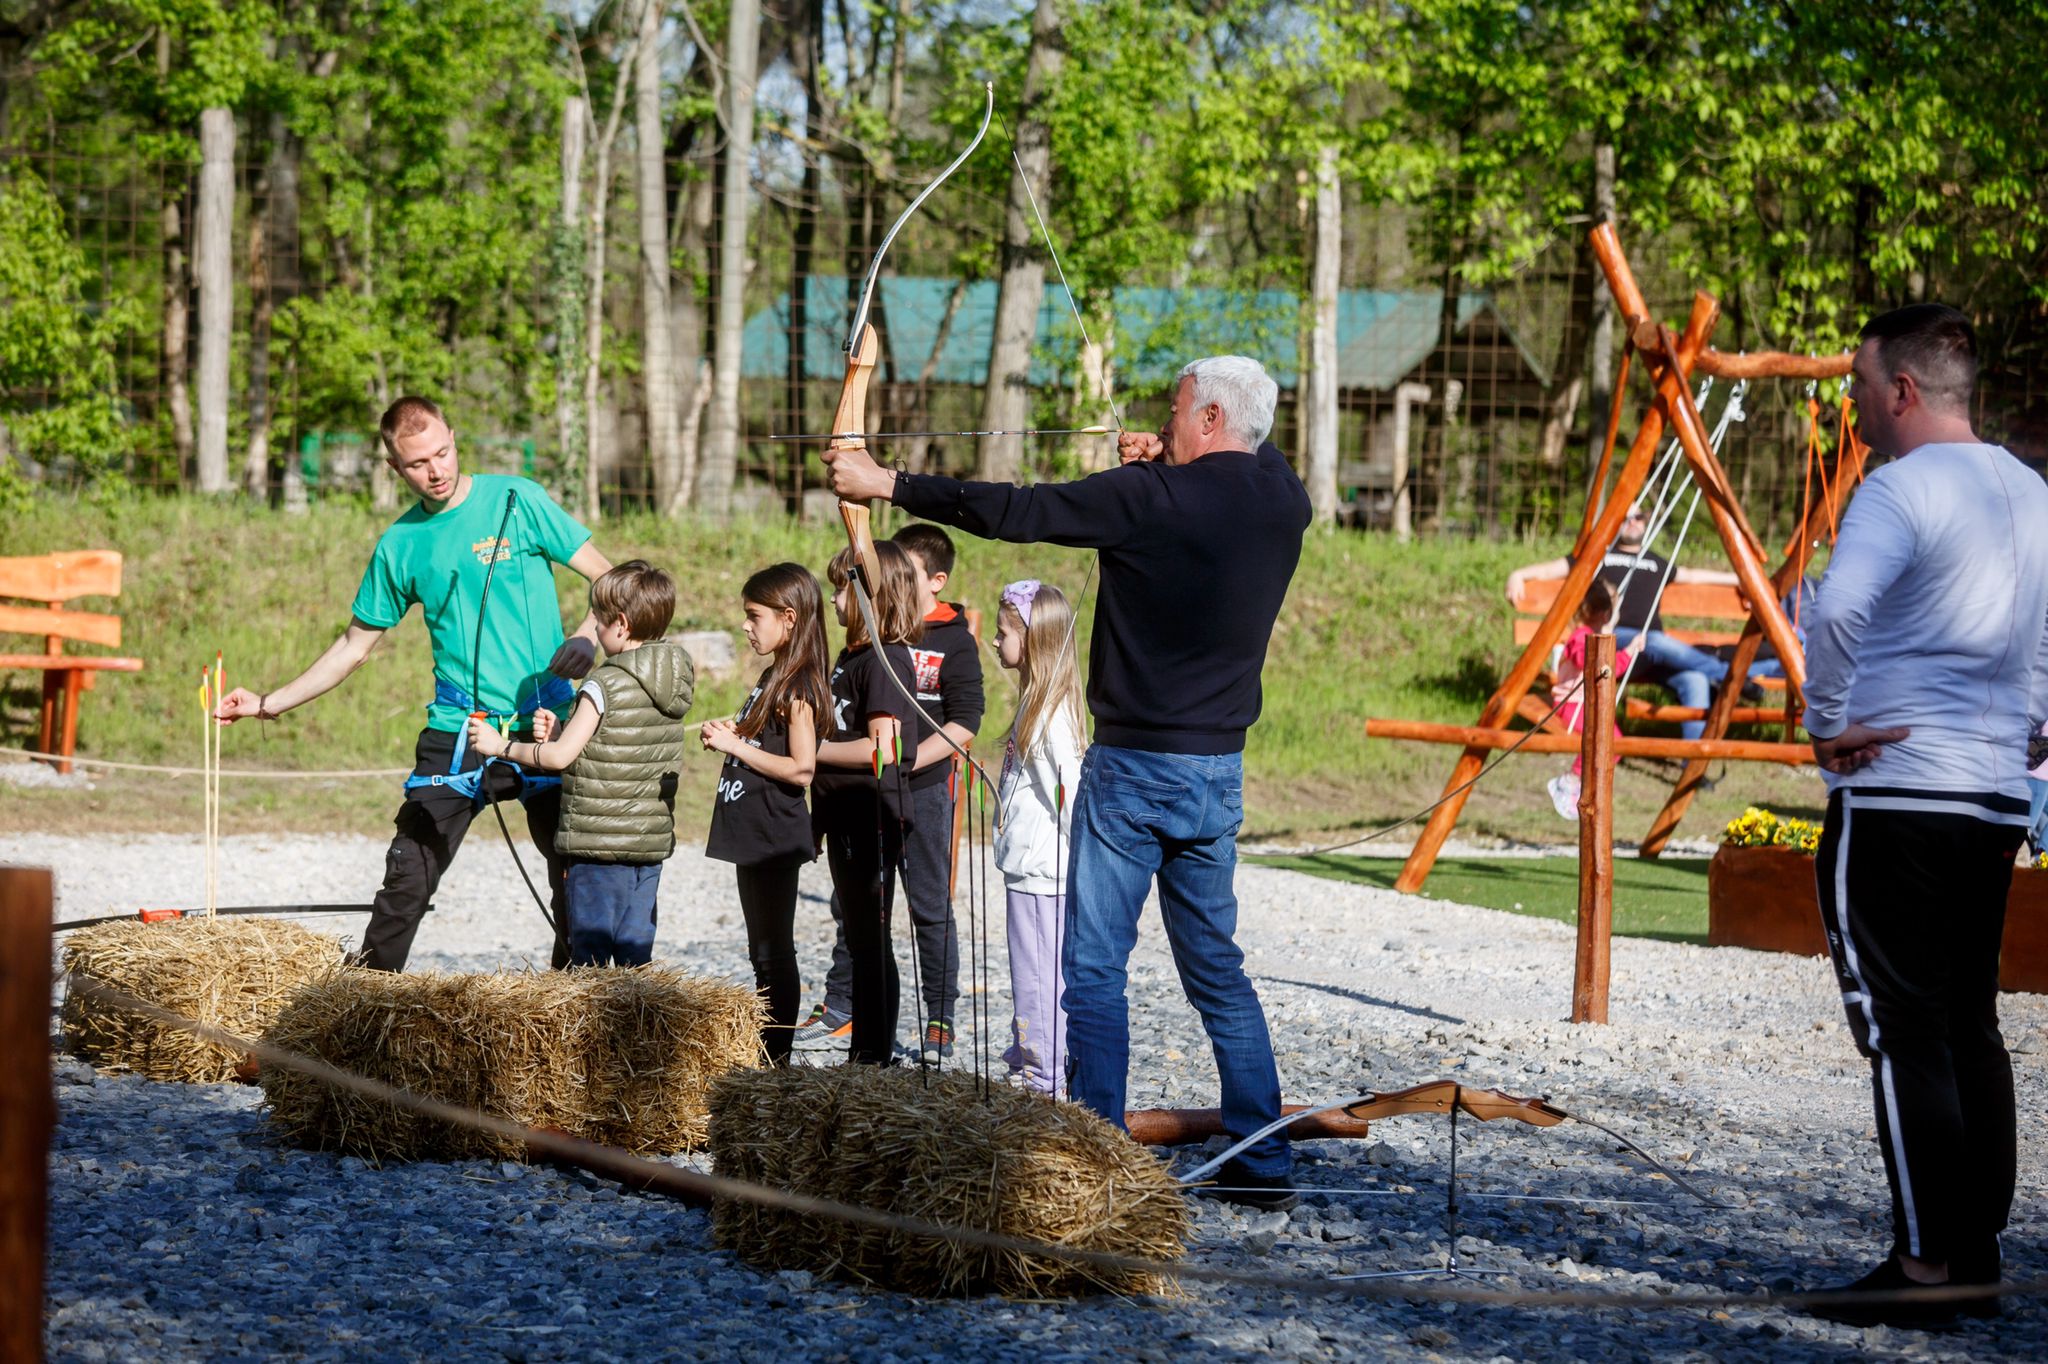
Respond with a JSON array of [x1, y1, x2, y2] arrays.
[[1815, 785, 2025, 1265]]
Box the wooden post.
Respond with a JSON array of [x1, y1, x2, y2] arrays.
[[1573, 634, 1614, 1024], [1392, 276, 1719, 894], [194, 107, 235, 494], [0, 866, 53, 1364]]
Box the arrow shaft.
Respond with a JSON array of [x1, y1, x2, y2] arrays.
[[767, 425, 1114, 442]]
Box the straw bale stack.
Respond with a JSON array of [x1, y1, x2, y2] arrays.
[[707, 1067, 1189, 1298], [259, 966, 764, 1161], [60, 916, 346, 1084]]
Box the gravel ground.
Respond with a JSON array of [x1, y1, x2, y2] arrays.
[[11, 831, 2046, 1362]]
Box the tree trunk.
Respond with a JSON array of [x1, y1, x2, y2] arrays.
[[1536, 228, 1594, 470], [162, 183, 194, 474], [243, 112, 298, 498], [668, 169, 713, 514], [555, 97, 587, 504], [1076, 310, 1116, 472], [582, 0, 650, 523], [194, 107, 235, 495], [697, 0, 762, 516], [1304, 143, 1341, 524], [785, 0, 823, 500], [1583, 140, 1617, 498], [977, 0, 1063, 483], [635, 0, 683, 512]]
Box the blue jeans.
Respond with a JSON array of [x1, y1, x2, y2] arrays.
[[1614, 628, 1728, 740], [564, 860, 662, 966], [1063, 745, 1288, 1177], [2029, 777, 2048, 856]]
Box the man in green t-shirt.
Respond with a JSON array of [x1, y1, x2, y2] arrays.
[[217, 396, 614, 969]]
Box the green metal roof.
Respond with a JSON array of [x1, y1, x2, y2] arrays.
[[740, 275, 1548, 392]]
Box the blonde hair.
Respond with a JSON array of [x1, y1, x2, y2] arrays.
[[590, 559, 675, 641], [826, 541, 924, 649], [1006, 585, 1087, 760]]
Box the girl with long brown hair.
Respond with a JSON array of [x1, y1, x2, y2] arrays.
[[813, 540, 932, 1064], [991, 579, 1086, 1096], [702, 562, 831, 1063]]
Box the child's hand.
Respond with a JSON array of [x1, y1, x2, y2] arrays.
[[532, 708, 558, 743], [465, 714, 507, 758], [700, 718, 739, 755]]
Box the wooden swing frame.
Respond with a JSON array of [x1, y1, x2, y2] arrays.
[[1372, 225, 1867, 892]]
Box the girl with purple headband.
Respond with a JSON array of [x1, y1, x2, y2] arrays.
[[992, 578, 1086, 1096]]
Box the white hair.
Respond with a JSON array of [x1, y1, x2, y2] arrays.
[[1176, 355, 1278, 449]]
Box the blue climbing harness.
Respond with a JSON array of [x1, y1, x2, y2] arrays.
[[403, 675, 577, 806]]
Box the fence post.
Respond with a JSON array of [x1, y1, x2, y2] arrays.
[[1572, 632, 1615, 1023], [0, 866, 53, 1364]]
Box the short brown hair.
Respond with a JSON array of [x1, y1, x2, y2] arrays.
[[590, 560, 675, 641], [379, 395, 448, 457], [1860, 304, 1977, 409], [891, 522, 956, 579]]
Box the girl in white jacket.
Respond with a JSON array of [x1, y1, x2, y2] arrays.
[[992, 579, 1086, 1097]]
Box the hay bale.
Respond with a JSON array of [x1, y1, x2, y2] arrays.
[[707, 1067, 1189, 1297], [259, 966, 764, 1161], [60, 917, 346, 1084]]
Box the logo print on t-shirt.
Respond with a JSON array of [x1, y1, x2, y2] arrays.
[[909, 647, 943, 699], [471, 536, 512, 567]]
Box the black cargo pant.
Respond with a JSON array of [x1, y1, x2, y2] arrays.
[[1815, 785, 2026, 1266], [823, 777, 958, 1026], [358, 728, 570, 972]]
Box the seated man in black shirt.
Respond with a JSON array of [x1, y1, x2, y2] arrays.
[[1504, 504, 1739, 739]]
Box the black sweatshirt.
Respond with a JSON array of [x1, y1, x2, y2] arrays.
[[907, 601, 984, 790], [894, 444, 1310, 755]]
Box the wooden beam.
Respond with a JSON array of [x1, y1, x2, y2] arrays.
[[1573, 633, 1615, 1025], [0, 867, 52, 1364], [0, 551, 123, 604], [1365, 717, 1810, 764], [1694, 349, 1853, 381], [1123, 1105, 1374, 1146], [0, 603, 122, 649]]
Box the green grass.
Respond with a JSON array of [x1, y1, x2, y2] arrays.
[[1250, 853, 1713, 942], [1, 491, 1820, 849]]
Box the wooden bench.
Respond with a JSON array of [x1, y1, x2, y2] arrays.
[[0, 551, 144, 774], [1511, 574, 1787, 729]]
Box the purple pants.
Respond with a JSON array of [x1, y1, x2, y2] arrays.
[[1003, 888, 1069, 1097]]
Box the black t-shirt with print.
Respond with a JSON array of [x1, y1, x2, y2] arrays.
[[906, 601, 984, 791], [705, 683, 815, 868], [811, 643, 932, 836]]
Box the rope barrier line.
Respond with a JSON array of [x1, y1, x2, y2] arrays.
[[1, 714, 736, 782], [57, 972, 2035, 1314]]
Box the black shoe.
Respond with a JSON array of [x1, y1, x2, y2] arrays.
[[1198, 1159, 1299, 1212], [1806, 1257, 1957, 1330], [1740, 679, 1764, 703], [1950, 1244, 2003, 1320]]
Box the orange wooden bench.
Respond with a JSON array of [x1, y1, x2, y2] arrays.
[[1, 551, 144, 774], [1511, 574, 1788, 729]]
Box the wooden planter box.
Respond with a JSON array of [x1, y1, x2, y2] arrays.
[[1708, 845, 2048, 993]]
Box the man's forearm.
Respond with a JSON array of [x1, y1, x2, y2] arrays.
[[266, 628, 377, 714]]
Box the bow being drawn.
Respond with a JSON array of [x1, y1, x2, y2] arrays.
[[823, 83, 1003, 807]]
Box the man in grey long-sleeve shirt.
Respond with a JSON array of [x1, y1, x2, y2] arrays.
[[1802, 304, 2048, 1328]]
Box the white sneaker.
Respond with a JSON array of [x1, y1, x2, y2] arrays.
[[1547, 773, 1581, 821]]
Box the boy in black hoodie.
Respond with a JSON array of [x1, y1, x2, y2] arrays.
[[795, 523, 984, 1059]]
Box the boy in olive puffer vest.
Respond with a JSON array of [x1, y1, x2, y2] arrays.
[[467, 560, 693, 965]]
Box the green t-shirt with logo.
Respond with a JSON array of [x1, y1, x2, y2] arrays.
[[350, 474, 593, 732]]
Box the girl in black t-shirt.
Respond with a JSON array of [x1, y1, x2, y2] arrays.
[[702, 564, 831, 1064], [815, 540, 931, 1065]]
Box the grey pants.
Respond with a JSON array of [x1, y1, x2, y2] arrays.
[[824, 778, 958, 1024]]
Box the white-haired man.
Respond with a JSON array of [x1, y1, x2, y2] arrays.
[[826, 355, 1311, 1208]]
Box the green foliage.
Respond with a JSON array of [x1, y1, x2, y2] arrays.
[[0, 165, 143, 502]]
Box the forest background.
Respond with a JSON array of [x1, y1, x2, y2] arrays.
[[5, 0, 2048, 535]]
